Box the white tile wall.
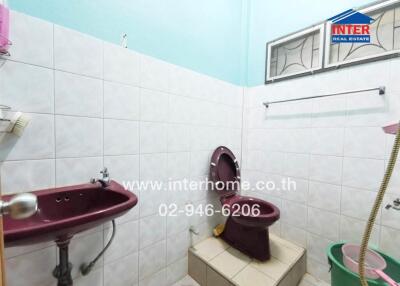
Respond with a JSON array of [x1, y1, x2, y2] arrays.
[[309, 155, 342, 185], [68, 231, 104, 278], [167, 231, 191, 264], [8, 11, 54, 68], [140, 122, 168, 153], [56, 157, 103, 186], [0, 113, 54, 161], [5, 246, 56, 286], [140, 89, 169, 122], [104, 220, 139, 264], [139, 240, 167, 280], [140, 55, 171, 92], [54, 25, 103, 78], [139, 214, 166, 249], [307, 181, 341, 213], [55, 71, 103, 118], [104, 119, 139, 155], [0, 11, 243, 286], [103, 42, 140, 85], [166, 257, 188, 286], [104, 252, 138, 286], [243, 57, 400, 283], [0, 60, 54, 113], [104, 81, 140, 120], [55, 115, 103, 158], [1, 159, 55, 194]]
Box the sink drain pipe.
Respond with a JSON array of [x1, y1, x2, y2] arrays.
[[80, 220, 117, 276]]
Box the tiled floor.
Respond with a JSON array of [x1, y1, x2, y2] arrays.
[[298, 274, 330, 286], [175, 273, 330, 286], [173, 275, 200, 286], [189, 234, 306, 286]]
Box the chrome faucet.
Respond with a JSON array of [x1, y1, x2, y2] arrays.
[[189, 226, 199, 235], [385, 198, 400, 211], [90, 167, 110, 188]]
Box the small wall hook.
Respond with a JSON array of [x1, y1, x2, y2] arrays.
[[121, 34, 128, 48]]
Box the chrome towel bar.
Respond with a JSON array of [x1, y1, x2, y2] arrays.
[[0, 104, 10, 110], [263, 86, 385, 108]]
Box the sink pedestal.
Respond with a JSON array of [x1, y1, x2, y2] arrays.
[[53, 238, 73, 286]]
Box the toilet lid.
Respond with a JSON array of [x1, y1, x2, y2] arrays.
[[209, 146, 240, 196]]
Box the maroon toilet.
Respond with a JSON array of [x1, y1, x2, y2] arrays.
[[210, 146, 280, 261]]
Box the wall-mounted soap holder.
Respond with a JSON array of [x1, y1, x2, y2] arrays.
[[0, 105, 13, 135], [0, 105, 30, 137]]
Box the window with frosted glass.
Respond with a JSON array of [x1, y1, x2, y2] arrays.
[[265, 1, 400, 84], [266, 25, 324, 82], [326, 2, 400, 67]]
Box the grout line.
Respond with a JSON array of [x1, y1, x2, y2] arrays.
[[101, 40, 106, 286], [1, 109, 241, 132], [52, 21, 59, 269], [165, 76, 171, 278], [4, 148, 249, 163], [243, 150, 386, 165], [338, 96, 348, 242], [52, 22, 57, 190], [240, 87, 245, 195], [304, 106, 313, 245], [244, 168, 328, 184], [137, 57, 142, 286]]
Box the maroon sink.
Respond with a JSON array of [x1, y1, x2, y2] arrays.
[[3, 180, 138, 247]]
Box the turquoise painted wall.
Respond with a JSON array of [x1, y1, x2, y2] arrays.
[[8, 0, 375, 86], [246, 0, 374, 86], [8, 0, 245, 85]]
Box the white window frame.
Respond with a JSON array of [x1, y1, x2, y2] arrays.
[[265, 24, 325, 82], [324, 0, 400, 68]]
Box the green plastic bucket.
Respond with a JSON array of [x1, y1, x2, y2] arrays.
[[327, 243, 400, 286]]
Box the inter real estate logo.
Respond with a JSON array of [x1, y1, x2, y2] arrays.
[[329, 9, 374, 43]]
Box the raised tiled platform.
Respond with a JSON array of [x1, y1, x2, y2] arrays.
[[188, 234, 306, 286]]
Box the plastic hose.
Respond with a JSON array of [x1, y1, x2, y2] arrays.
[[358, 122, 400, 286]]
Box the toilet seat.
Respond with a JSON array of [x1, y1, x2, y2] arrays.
[[209, 146, 240, 197], [209, 146, 280, 261], [209, 146, 280, 224]]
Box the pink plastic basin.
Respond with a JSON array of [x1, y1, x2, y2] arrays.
[[342, 243, 399, 286]]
